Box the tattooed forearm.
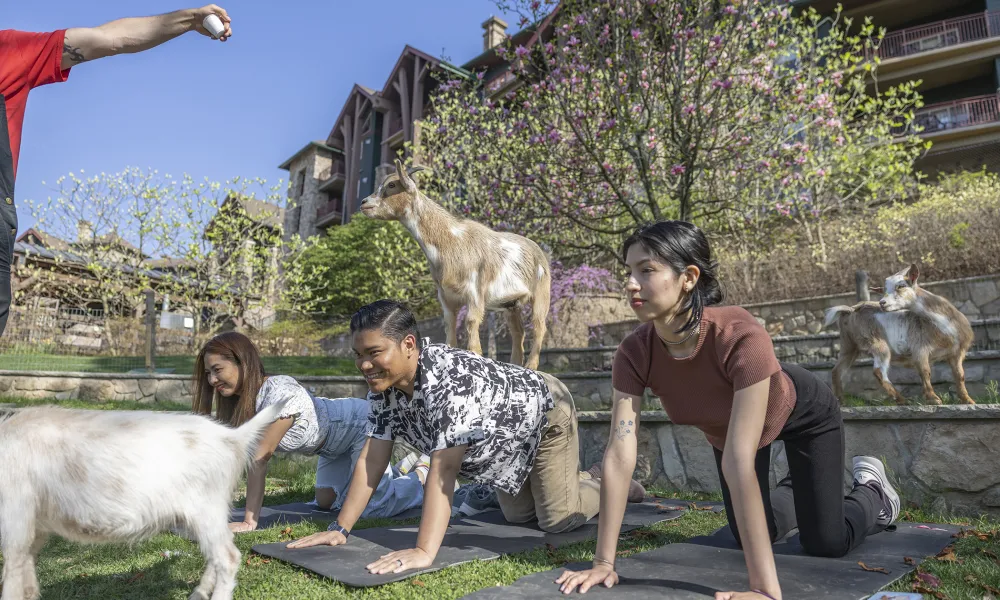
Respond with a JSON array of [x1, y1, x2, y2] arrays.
[[63, 44, 86, 65], [614, 419, 634, 441]]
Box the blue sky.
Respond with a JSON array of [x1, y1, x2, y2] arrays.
[[8, 0, 519, 233]]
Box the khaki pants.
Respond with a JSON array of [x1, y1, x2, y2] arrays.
[[497, 372, 601, 533]]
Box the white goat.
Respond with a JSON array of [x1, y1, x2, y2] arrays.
[[0, 399, 287, 600], [823, 263, 975, 405], [360, 159, 552, 370]]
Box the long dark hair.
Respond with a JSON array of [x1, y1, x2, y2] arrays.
[[350, 299, 421, 345], [622, 220, 723, 334], [193, 331, 267, 426]]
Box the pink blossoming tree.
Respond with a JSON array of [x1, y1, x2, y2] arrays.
[[418, 0, 928, 292]]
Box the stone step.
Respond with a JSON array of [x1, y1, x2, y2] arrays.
[[555, 350, 1000, 410], [2, 350, 998, 410], [522, 318, 1000, 374]]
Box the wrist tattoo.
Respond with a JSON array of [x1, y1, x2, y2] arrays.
[[63, 44, 86, 65], [614, 419, 634, 441]]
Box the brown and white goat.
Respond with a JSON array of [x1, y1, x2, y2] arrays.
[[823, 264, 975, 405], [0, 400, 287, 600], [360, 159, 551, 370]]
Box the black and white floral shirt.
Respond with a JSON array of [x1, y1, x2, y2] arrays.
[[365, 343, 554, 496]]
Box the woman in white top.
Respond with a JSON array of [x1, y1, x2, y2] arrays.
[[192, 331, 425, 532]]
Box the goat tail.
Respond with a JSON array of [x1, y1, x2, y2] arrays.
[[823, 305, 854, 328], [229, 398, 291, 463]]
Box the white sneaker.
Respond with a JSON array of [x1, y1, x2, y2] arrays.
[[396, 451, 421, 475], [853, 456, 900, 527]]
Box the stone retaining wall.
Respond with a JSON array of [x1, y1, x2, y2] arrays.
[[576, 405, 1000, 517], [0, 371, 369, 406], [533, 320, 1000, 372], [559, 350, 1000, 410], [2, 351, 998, 407], [591, 273, 1000, 346]]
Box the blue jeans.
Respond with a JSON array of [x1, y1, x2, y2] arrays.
[[314, 398, 423, 519]]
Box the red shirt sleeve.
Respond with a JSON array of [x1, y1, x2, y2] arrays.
[[0, 29, 72, 95], [716, 317, 781, 391], [611, 328, 650, 397]]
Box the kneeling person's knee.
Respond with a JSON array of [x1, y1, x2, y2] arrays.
[[499, 503, 535, 525], [315, 487, 337, 510], [538, 510, 587, 534], [799, 530, 849, 558]]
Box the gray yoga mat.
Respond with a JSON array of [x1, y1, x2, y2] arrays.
[[462, 522, 960, 599], [251, 500, 688, 587], [231, 502, 424, 529]]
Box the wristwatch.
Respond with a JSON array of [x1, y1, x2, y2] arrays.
[[328, 523, 350, 539]]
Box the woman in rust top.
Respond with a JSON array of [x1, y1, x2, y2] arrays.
[[556, 221, 900, 600]]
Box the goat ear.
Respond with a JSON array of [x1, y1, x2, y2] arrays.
[[907, 263, 919, 284], [394, 158, 415, 190]]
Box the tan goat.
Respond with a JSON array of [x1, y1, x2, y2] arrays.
[[359, 159, 551, 370], [823, 264, 975, 405]]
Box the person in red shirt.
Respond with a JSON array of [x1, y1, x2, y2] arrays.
[[555, 220, 902, 600], [0, 4, 232, 337]]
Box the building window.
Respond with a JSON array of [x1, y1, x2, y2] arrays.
[[295, 169, 306, 197]]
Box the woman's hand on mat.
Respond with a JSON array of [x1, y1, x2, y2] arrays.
[[554, 564, 618, 594], [366, 547, 433, 574], [228, 520, 257, 533], [285, 530, 347, 549]]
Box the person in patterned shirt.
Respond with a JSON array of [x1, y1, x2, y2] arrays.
[[286, 299, 646, 575]]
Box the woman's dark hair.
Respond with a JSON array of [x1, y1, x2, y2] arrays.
[[350, 299, 421, 345], [622, 220, 723, 334], [192, 331, 267, 426]]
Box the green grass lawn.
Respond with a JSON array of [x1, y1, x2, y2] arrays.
[[0, 353, 360, 376], [841, 391, 1000, 407], [1, 399, 997, 599], [0, 397, 193, 411]]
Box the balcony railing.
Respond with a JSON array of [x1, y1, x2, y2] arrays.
[[387, 113, 404, 138], [330, 160, 345, 178], [914, 94, 1000, 133], [316, 197, 343, 223], [874, 11, 1000, 60]]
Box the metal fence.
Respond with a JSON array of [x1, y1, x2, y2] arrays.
[[0, 294, 355, 376], [0, 299, 151, 373]]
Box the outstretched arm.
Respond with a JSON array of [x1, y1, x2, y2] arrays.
[[555, 388, 641, 594], [365, 444, 466, 575], [716, 378, 782, 600], [230, 416, 295, 533], [62, 4, 230, 69]]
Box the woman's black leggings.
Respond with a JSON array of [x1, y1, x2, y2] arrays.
[[712, 362, 884, 557]]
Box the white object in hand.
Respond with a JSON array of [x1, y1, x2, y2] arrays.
[[203, 14, 225, 38]]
